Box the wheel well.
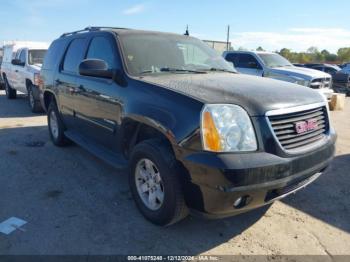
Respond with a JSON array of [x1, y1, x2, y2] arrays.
[[25, 79, 32, 89], [43, 91, 55, 111], [122, 122, 172, 158]]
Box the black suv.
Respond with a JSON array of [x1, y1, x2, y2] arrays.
[[40, 27, 336, 226]]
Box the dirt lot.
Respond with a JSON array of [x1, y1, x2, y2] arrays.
[[0, 90, 349, 256]]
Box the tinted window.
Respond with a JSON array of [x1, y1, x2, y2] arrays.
[[63, 38, 86, 73], [324, 67, 337, 74], [19, 50, 26, 64], [237, 54, 259, 68], [225, 53, 239, 66], [43, 40, 66, 70], [86, 37, 115, 69]]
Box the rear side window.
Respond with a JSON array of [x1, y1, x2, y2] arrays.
[[86, 36, 115, 69], [63, 38, 86, 73], [225, 53, 239, 66], [236, 54, 259, 68], [43, 40, 66, 70]]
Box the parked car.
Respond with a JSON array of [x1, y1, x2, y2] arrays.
[[0, 48, 4, 89], [303, 64, 350, 95], [223, 51, 334, 100], [40, 27, 336, 226], [1, 41, 49, 112]]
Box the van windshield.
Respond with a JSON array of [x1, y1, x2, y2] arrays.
[[258, 53, 293, 68], [119, 33, 235, 75], [28, 49, 47, 65]]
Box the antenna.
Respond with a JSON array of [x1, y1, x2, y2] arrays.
[[184, 25, 189, 36]]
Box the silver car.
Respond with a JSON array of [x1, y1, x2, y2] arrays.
[[223, 51, 334, 99]]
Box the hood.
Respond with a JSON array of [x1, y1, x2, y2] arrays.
[[139, 72, 325, 116], [269, 66, 331, 80]]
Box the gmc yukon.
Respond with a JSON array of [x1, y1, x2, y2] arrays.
[[40, 27, 336, 226]]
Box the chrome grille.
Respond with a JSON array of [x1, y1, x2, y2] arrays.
[[268, 106, 329, 151], [310, 77, 331, 89]]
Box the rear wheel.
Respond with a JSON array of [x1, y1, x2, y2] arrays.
[[4, 76, 16, 99], [28, 84, 43, 113], [47, 100, 70, 146], [129, 139, 188, 226]]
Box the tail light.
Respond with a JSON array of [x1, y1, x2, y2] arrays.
[[35, 73, 44, 90]]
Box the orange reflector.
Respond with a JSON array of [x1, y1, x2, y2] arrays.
[[202, 111, 222, 152]]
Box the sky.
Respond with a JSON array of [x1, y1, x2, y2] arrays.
[[0, 0, 349, 53]]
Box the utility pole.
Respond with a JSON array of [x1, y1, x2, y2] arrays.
[[226, 25, 230, 51]]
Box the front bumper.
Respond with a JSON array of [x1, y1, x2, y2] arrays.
[[181, 131, 336, 218]]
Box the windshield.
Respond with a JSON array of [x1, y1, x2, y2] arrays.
[[258, 53, 293, 68], [28, 49, 47, 65], [119, 33, 235, 75]]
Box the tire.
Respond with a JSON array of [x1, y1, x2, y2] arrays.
[[4, 76, 16, 99], [28, 84, 43, 113], [47, 100, 70, 146], [129, 139, 188, 226]]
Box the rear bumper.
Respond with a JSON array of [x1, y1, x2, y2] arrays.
[[181, 130, 336, 218]]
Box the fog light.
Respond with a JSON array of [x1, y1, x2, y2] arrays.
[[233, 197, 243, 208]]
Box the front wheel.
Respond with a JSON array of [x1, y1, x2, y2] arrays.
[[129, 139, 188, 226]]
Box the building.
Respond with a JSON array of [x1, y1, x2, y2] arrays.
[[203, 40, 231, 54]]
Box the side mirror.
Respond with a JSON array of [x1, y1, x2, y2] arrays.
[[12, 59, 25, 66], [79, 59, 113, 79]]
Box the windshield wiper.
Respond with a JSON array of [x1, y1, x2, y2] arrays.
[[205, 68, 237, 73], [140, 68, 206, 75], [160, 67, 206, 74]]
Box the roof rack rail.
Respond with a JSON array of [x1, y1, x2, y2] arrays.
[[60, 26, 130, 38]]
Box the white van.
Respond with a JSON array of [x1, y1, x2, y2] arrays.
[[1, 41, 49, 112]]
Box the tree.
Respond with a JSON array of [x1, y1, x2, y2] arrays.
[[337, 48, 350, 63], [256, 46, 265, 51]]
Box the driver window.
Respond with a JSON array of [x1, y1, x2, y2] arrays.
[[19, 50, 26, 64], [237, 54, 260, 69]]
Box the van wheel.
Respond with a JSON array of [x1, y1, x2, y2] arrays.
[[4, 76, 16, 99], [28, 85, 43, 113], [129, 139, 188, 226], [47, 101, 70, 146]]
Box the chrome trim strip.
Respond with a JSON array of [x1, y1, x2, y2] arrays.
[[265, 102, 327, 116]]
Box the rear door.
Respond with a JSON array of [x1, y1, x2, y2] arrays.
[[235, 53, 264, 76], [7, 49, 22, 89], [55, 37, 88, 129], [73, 33, 123, 152]]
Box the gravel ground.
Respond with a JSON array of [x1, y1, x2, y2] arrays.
[[0, 90, 349, 256]]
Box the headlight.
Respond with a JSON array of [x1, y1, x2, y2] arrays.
[[295, 79, 310, 86], [201, 104, 257, 152]]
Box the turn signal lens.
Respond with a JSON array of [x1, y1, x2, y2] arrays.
[[202, 111, 222, 152]]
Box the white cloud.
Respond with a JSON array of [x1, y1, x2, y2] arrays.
[[230, 28, 350, 53], [122, 4, 145, 15]]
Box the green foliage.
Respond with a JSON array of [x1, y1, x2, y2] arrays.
[[275, 46, 350, 64]]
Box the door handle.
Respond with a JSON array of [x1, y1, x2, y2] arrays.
[[15, 70, 18, 73]]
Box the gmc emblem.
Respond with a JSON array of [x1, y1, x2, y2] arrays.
[[295, 119, 318, 134]]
